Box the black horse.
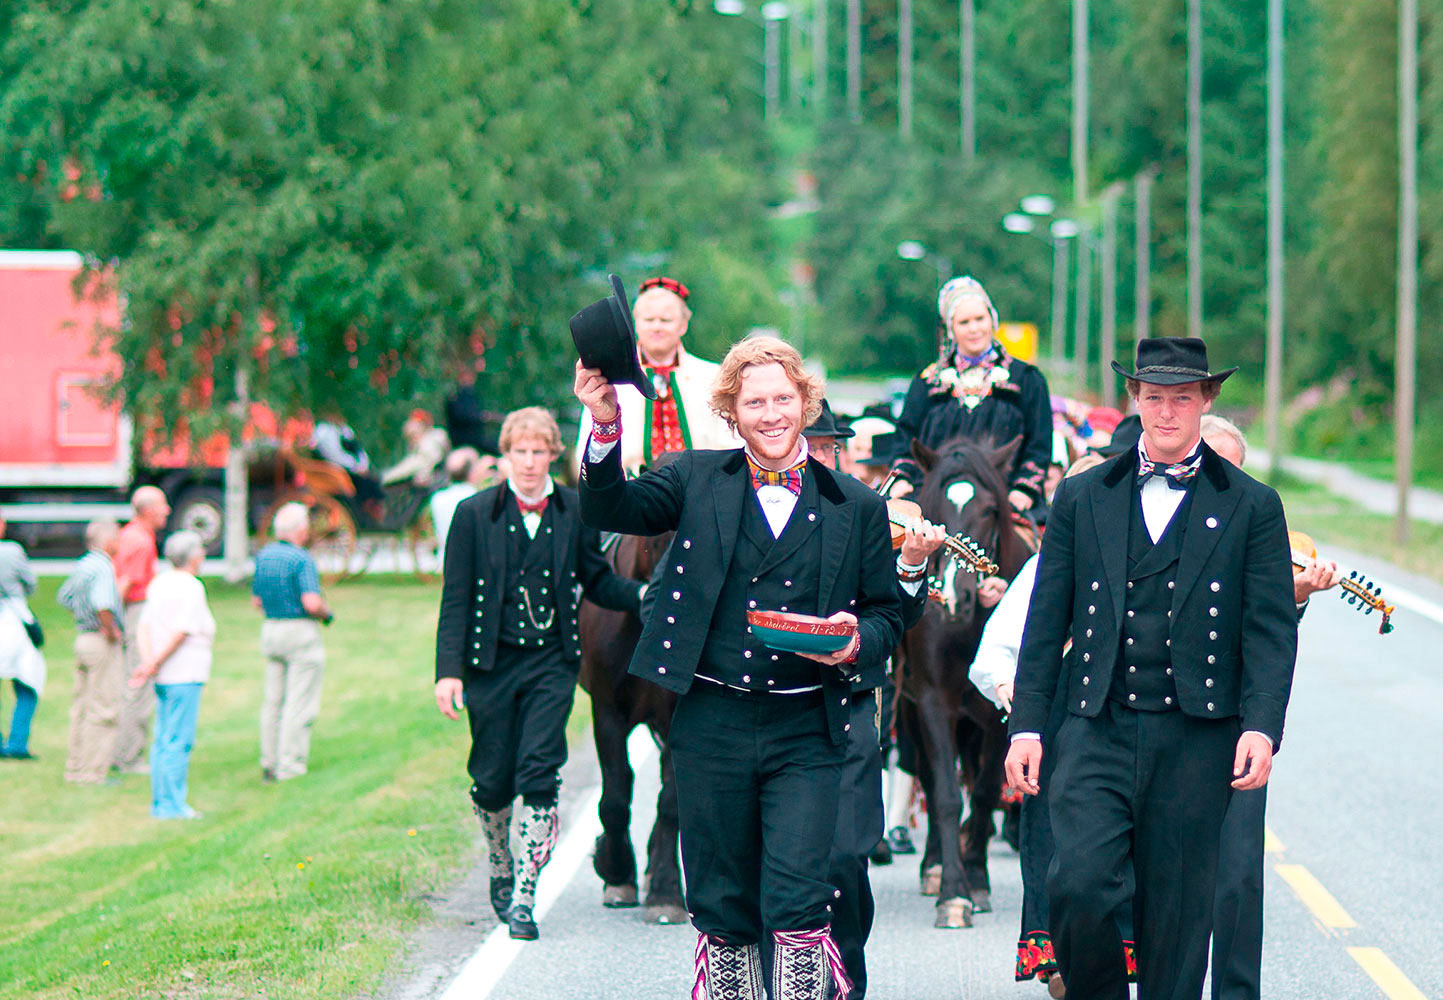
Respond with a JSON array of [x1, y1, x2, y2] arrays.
[[897, 434, 1038, 928], [577, 496, 686, 925]]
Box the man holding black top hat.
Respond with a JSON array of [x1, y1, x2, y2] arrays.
[[1004, 337, 1298, 1000], [573, 320, 904, 1000], [573, 274, 736, 473]]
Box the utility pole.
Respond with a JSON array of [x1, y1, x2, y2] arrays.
[[1397, 0, 1418, 542], [814, 0, 828, 116], [790, 9, 805, 110], [765, 14, 782, 121], [1051, 237, 1070, 365], [1264, 0, 1285, 481], [847, 0, 861, 121], [1075, 231, 1092, 397], [899, 0, 914, 140], [1187, 0, 1203, 339], [1135, 169, 1153, 343], [1101, 186, 1122, 409], [1072, 0, 1089, 204], [961, 0, 976, 160]]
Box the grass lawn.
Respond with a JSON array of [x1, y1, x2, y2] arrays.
[[1273, 473, 1443, 587], [1, 575, 591, 999]]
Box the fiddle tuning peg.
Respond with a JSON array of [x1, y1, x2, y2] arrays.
[[1350, 570, 1358, 579]]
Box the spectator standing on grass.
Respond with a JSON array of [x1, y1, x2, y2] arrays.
[[253, 502, 332, 782], [112, 485, 171, 775], [0, 513, 45, 760], [429, 447, 490, 570], [58, 519, 124, 785], [130, 531, 215, 820]]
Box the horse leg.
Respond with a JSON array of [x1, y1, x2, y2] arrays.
[[960, 722, 1008, 914], [642, 734, 687, 924], [917, 698, 972, 929], [904, 701, 943, 896], [590, 700, 638, 907]]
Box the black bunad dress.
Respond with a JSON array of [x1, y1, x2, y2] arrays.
[[886, 342, 1053, 506], [1009, 444, 1297, 1000], [579, 444, 902, 1000]]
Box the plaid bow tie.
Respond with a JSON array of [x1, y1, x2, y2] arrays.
[[516, 496, 548, 516], [748, 457, 805, 496], [1137, 455, 1199, 491]]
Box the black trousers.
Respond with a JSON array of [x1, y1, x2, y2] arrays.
[[671, 681, 842, 943], [829, 691, 884, 997], [1047, 702, 1236, 1000], [1212, 785, 1266, 1000], [464, 643, 575, 812]]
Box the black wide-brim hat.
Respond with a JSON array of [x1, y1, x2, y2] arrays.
[[1110, 336, 1238, 386], [804, 399, 855, 440], [569, 273, 658, 401], [1093, 413, 1142, 457]]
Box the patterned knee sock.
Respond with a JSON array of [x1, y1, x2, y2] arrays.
[[512, 802, 560, 910], [476, 803, 514, 881]]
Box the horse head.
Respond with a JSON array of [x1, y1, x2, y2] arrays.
[[911, 434, 1022, 627]]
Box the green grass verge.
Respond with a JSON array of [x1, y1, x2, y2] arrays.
[[1273, 473, 1443, 587], [1, 575, 591, 999]]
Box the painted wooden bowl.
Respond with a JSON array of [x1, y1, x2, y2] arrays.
[[745, 609, 856, 655]]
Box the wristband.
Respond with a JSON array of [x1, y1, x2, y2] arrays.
[[591, 414, 622, 444]]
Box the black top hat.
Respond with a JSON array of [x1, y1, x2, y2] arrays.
[[804, 399, 855, 440], [1110, 337, 1237, 386], [569, 273, 658, 401]]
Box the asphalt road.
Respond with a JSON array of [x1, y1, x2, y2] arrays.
[[385, 541, 1442, 1000]]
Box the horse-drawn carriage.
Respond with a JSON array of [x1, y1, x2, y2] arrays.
[[255, 448, 437, 581]]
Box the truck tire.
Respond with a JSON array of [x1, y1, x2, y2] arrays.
[[171, 485, 226, 557]]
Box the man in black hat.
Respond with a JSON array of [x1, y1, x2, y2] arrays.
[[1004, 337, 1298, 1000], [574, 338, 904, 1000]]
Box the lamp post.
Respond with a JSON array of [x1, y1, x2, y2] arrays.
[[898, 241, 952, 290], [714, 2, 791, 123], [1002, 202, 1078, 391]]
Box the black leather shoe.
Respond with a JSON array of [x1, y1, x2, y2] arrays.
[[507, 903, 538, 940], [489, 877, 514, 922], [869, 836, 894, 866], [886, 825, 917, 855]]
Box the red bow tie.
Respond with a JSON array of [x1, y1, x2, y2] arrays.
[[748, 457, 805, 496], [516, 496, 548, 516]]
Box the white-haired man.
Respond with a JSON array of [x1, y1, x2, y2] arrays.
[[112, 485, 170, 774], [252, 503, 332, 782], [58, 519, 124, 784], [574, 276, 737, 473]]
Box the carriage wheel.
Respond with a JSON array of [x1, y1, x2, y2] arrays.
[[403, 506, 438, 580], [259, 491, 358, 583]]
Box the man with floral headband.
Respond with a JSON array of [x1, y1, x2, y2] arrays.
[[574, 276, 737, 473]]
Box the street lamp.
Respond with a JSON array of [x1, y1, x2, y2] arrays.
[[1002, 213, 1035, 235], [714, 2, 790, 122], [1020, 194, 1056, 217], [897, 241, 952, 289], [1000, 199, 1078, 373]]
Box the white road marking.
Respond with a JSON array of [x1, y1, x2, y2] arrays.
[[441, 728, 658, 1000]]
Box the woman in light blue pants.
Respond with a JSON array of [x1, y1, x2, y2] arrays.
[[131, 532, 215, 820]]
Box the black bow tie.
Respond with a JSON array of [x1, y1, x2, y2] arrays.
[[1137, 455, 1199, 491]]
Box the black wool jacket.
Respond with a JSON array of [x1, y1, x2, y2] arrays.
[[579, 445, 904, 745], [1008, 443, 1299, 748], [435, 483, 642, 680]]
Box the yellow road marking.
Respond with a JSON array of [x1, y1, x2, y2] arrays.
[[1347, 947, 1428, 1000], [1263, 825, 1284, 853], [1274, 863, 1357, 929]]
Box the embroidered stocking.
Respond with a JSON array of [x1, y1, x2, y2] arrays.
[[476, 803, 514, 879], [512, 802, 560, 910]]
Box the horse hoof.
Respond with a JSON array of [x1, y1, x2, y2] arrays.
[[602, 884, 638, 908], [970, 889, 991, 913], [934, 896, 974, 929], [920, 865, 942, 897], [644, 903, 688, 925], [1047, 974, 1067, 998]]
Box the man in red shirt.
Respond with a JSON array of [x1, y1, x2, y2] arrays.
[[111, 485, 171, 774]]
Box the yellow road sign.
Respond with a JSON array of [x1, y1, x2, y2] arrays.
[[997, 322, 1038, 361]]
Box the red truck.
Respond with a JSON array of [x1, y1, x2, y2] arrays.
[[0, 250, 307, 555]]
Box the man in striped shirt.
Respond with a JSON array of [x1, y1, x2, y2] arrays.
[[57, 519, 124, 785]]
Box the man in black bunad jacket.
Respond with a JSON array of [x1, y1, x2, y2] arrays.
[[433, 407, 643, 942], [574, 338, 903, 1000], [1005, 338, 1299, 1000]]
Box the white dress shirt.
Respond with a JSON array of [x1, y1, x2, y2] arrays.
[[509, 477, 555, 539], [971, 554, 1040, 707], [1137, 436, 1203, 542], [744, 441, 808, 537]]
